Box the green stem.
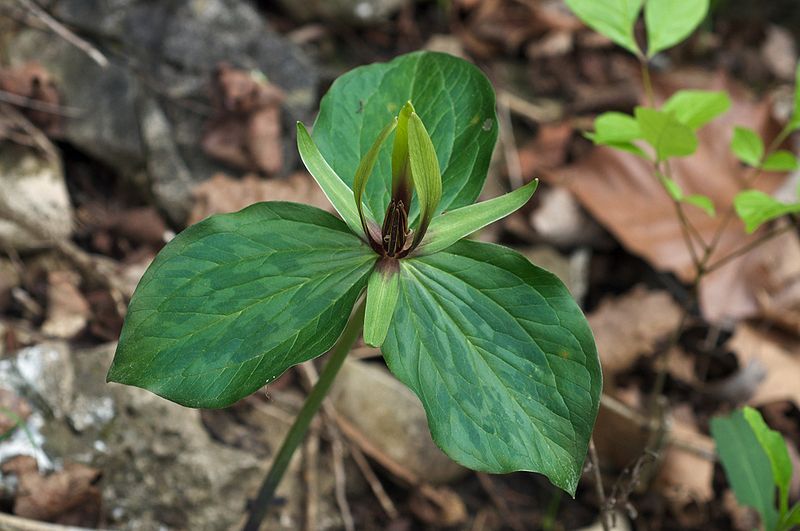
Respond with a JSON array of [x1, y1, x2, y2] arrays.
[[242, 299, 366, 531]]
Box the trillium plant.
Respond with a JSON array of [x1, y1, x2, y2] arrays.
[[107, 51, 601, 528]]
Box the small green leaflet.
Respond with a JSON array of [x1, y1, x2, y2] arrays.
[[565, 0, 643, 56], [734, 190, 800, 233], [743, 407, 793, 515], [382, 240, 601, 495], [731, 126, 765, 167], [586, 112, 644, 155], [636, 107, 698, 160], [662, 90, 731, 130], [711, 409, 779, 531], [660, 175, 715, 216], [364, 259, 401, 347], [645, 0, 709, 57], [762, 151, 799, 172]]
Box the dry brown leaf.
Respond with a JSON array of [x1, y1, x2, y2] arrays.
[[2, 455, 101, 526], [546, 70, 797, 323], [588, 286, 682, 382], [723, 489, 760, 531], [202, 63, 285, 174], [41, 270, 90, 339], [189, 172, 332, 225], [727, 324, 800, 408], [0, 62, 61, 135]]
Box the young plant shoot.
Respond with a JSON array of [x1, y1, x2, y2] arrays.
[[107, 51, 601, 526]]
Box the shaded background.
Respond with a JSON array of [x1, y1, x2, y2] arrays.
[[0, 0, 799, 529]]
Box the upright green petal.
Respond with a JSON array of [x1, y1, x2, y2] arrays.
[[407, 112, 442, 247], [364, 258, 401, 347], [354, 118, 398, 239], [391, 102, 415, 204], [415, 180, 538, 256]]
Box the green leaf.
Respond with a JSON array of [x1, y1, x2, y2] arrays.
[[354, 118, 398, 236], [297, 122, 373, 238], [662, 90, 731, 129], [731, 126, 765, 167], [743, 407, 793, 515], [382, 240, 601, 495], [108, 202, 376, 408], [415, 179, 539, 256], [645, 0, 709, 56], [683, 194, 716, 216], [364, 259, 401, 347], [586, 112, 641, 145], [711, 409, 779, 531], [312, 51, 497, 226], [636, 107, 699, 160], [407, 112, 443, 245], [660, 175, 683, 201], [762, 151, 799, 172], [565, 0, 643, 55], [734, 190, 800, 233]]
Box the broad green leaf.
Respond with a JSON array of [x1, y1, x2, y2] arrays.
[[762, 151, 799, 172], [586, 112, 641, 144], [364, 259, 401, 347], [734, 190, 800, 233], [711, 409, 779, 531], [392, 101, 415, 199], [108, 202, 376, 408], [636, 107, 698, 160], [645, 0, 710, 56], [415, 179, 539, 256], [743, 407, 793, 514], [565, 0, 643, 56], [354, 118, 398, 236], [382, 240, 601, 495], [662, 90, 731, 129], [731, 126, 765, 167], [784, 503, 800, 527], [313, 51, 497, 226], [297, 122, 374, 238], [684, 194, 716, 216], [408, 112, 443, 245]]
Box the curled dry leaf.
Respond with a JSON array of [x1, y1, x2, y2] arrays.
[[202, 63, 285, 174], [546, 70, 798, 323], [41, 270, 90, 339], [0, 62, 61, 135], [1, 455, 101, 526], [727, 324, 800, 408], [189, 172, 332, 225]]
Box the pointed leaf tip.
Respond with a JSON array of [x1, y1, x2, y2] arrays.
[[364, 258, 401, 347], [354, 118, 398, 241], [407, 112, 442, 248]]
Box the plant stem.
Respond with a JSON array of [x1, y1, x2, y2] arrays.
[[242, 300, 366, 531], [640, 60, 655, 107]]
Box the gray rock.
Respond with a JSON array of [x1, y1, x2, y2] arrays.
[[0, 145, 73, 250], [277, 0, 409, 24], [7, 0, 318, 222], [329, 358, 468, 484]]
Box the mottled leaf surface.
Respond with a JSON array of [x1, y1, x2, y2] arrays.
[[108, 202, 375, 408], [312, 51, 497, 225], [382, 240, 601, 494]]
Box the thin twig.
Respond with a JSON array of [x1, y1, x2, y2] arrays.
[[704, 223, 796, 274], [303, 421, 320, 531], [588, 439, 611, 531], [498, 98, 523, 190], [16, 0, 109, 68], [0, 89, 82, 117], [329, 429, 356, 531]]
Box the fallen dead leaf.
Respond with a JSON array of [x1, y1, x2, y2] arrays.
[[189, 172, 332, 225], [588, 286, 683, 384], [202, 63, 285, 174], [546, 69, 797, 323], [41, 270, 90, 339], [2, 455, 101, 526], [0, 62, 61, 135], [727, 324, 800, 408]]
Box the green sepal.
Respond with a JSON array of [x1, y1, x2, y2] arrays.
[[354, 118, 398, 239], [297, 122, 375, 239], [743, 407, 793, 515], [407, 112, 443, 247], [415, 179, 539, 256], [363, 258, 401, 347]]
